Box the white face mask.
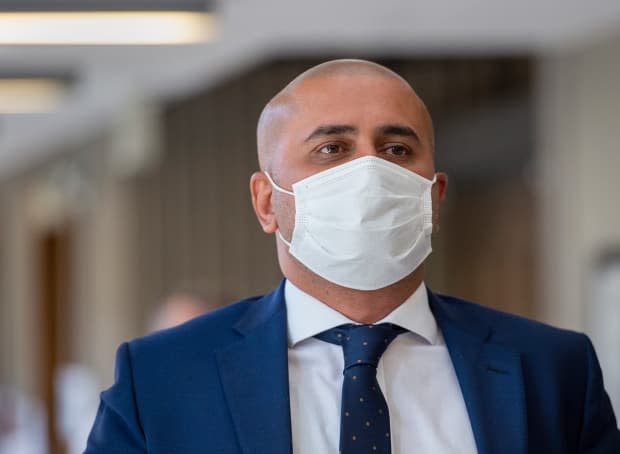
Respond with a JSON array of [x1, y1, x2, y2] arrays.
[[266, 156, 436, 291]]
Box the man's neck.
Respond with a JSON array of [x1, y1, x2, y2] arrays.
[[280, 250, 425, 324]]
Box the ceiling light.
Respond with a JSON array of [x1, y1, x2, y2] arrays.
[[0, 11, 216, 45], [0, 78, 68, 113]]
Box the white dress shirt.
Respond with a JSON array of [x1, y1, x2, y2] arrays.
[[285, 280, 478, 454]]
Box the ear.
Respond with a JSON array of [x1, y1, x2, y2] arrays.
[[250, 171, 278, 234], [431, 172, 448, 234]]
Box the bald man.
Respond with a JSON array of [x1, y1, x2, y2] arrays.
[[86, 60, 620, 454]]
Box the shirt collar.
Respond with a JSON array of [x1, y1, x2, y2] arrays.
[[284, 279, 438, 347]]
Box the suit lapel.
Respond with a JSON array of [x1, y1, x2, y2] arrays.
[[216, 282, 293, 454], [429, 291, 527, 454]]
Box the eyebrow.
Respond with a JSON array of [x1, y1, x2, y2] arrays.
[[376, 124, 421, 143], [304, 124, 358, 142]]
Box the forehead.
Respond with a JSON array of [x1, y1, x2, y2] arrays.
[[285, 73, 427, 132]]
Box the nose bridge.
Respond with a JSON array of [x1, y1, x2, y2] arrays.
[[355, 131, 378, 158]]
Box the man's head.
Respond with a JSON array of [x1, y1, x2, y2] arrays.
[[256, 59, 435, 176], [251, 59, 447, 292], [148, 293, 207, 333]]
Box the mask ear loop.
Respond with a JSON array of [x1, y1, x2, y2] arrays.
[[264, 172, 294, 196], [264, 172, 294, 246], [276, 231, 292, 247]]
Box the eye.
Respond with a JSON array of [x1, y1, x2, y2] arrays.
[[317, 143, 345, 154], [383, 144, 411, 156]]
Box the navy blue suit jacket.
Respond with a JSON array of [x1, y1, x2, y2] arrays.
[[86, 281, 620, 453]]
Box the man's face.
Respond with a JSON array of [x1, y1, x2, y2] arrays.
[[267, 73, 441, 241]]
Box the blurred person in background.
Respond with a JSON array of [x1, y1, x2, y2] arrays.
[[85, 60, 620, 453], [148, 292, 208, 332]]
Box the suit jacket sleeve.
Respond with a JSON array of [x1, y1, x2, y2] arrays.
[[579, 335, 620, 453], [84, 342, 147, 453]]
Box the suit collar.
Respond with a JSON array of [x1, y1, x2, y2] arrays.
[[428, 290, 528, 454], [284, 279, 437, 347], [233, 280, 287, 336], [217, 281, 293, 454]]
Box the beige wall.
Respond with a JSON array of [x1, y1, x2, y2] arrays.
[[537, 33, 620, 330], [0, 183, 39, 394], [74, 176, 142, 384]]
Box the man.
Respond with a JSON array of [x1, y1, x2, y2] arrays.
[[85, 60, 620, 453]]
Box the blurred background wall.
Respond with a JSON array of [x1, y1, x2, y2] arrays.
[[0, 1, 619, 452]]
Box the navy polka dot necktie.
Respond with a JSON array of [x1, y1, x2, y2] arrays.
[[316, 323, 406, 454]]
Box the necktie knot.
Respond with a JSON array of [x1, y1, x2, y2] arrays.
[[316, 323, 405, 369]]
